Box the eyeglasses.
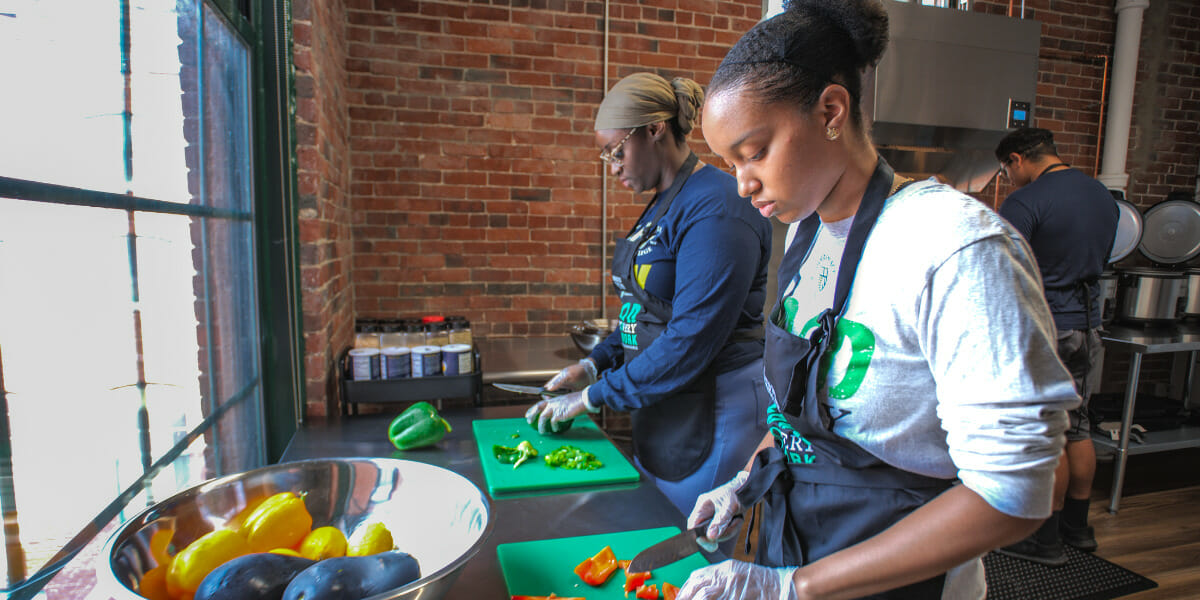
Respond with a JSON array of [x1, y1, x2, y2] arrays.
[[599, 127, 639, 167], [998, 158, 1013, 181]]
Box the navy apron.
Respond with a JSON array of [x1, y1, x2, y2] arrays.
[[736, 158, 953, 599], [612, 152, 757, 481]]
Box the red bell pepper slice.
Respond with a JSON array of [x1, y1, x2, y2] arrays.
[[574, 545, 619, 586], [662, 582, 679, 600], [635, 583, 659, 599], [620, 560, 652, 592]]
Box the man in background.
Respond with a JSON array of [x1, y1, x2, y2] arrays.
[[993, 127, 1119, 566]]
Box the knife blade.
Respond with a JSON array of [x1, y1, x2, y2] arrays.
[[492, 382, 568, 396], [626, 516, 743, 573]]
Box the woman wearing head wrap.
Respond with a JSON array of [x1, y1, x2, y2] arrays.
[[676, 1, 1078, 599], [525, 72, 773, 515]]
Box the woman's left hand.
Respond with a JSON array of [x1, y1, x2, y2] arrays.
[[675, 560, 797, 600], [524, 391, 590, 434]]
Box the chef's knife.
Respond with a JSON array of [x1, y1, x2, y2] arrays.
[[492, 383, 568, 397], [626, 516, 743, 573]]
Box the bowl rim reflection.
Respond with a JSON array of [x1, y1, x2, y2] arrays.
[[99, 457, 493, 600]]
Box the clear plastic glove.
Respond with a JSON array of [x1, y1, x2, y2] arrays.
[[675, 560, 797, 600], [524, 390, 595, 434], [687, 470, 750, 545], [544, 359, 598, 392]]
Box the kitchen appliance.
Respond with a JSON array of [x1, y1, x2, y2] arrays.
[[1098, 270, 1119, 324], [1115, 268, 1186, 324], [1109, 195, 1143, 263], [99, 458, 492, 600], [867, 1, 1041, 192], [497, 527, 710, 599], [1183, 269, 1200, 319], [1138, 199, 1200, 265], [471, 417, 640, 495]]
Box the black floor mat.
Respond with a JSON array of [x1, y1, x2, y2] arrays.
[[985, 546, 1157, 600]]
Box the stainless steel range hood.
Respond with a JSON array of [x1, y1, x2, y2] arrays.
[[865, 1, 1041, 192]]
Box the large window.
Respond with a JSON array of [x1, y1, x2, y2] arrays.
[[0, 1, 300, 597]]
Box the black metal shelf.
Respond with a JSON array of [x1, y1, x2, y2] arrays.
[[338, 346, 482, 414]]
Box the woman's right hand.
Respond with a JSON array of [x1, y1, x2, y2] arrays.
[[544, 359, 598, 392]]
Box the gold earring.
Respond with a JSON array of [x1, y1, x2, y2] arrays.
[[826, 127, 840, 141]]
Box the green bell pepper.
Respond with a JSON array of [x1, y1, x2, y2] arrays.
[[388, 401, 452, 450], [492, 440, 538, 469]]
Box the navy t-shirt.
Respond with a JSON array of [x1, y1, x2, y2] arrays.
[[999, 167, 1119, 330], [588, 164, 772, 411]]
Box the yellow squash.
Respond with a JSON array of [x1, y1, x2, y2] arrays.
[[239, 491, 313, 553], [165, 529, 250, 597]]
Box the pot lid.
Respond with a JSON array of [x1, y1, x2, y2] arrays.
[[1139, 199, 1200, 264], [1109, 198, 1142, 263]]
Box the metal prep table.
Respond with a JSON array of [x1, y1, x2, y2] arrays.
[[475, 336, 582, 383], [280, 405, 723, 599], [1097, 324, 1200, 512]]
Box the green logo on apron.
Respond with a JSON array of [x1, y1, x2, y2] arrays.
[[619, 302, 642, 348], [777, 306, 875, 400], [767, 404, 816, 464]]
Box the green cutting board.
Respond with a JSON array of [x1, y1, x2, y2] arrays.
[[472, 417, 640, 496], [497, 527, 710, 599]]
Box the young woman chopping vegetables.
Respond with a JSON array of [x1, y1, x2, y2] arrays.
[[524, 72, 773, 516], [675, 1, 1080, 598]]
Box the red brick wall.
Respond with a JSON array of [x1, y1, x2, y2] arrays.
[[294, 0, 1200, 415], [294, 0, 356, 416], [338, 0, 759, 336]]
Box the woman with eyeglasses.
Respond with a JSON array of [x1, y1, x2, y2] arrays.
[[673, 1, 1079, 598], [525, 72, 773, 516]]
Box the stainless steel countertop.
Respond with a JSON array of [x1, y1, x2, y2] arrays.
[[476, 336, 585, 383], [281, 405, 716, 599], [1100, 322, 1200, 353]]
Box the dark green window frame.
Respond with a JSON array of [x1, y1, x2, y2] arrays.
[[0, 0, 302, 596]]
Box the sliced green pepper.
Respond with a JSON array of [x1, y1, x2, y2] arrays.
[[543, 445, 603, 470], [493, 440, 538, 469], [388, 401, 452, 450]]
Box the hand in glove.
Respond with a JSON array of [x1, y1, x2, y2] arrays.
[[544, 359, 598, 392], [524, 390, 598, 434], [687, 470, 749, 547], [674, 560, 797, 600]]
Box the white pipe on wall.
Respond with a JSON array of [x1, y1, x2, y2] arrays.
[[600, 0, 609, 322], [1097, 0, 1150, 194]]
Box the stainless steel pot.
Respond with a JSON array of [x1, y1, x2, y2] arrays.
[[1184, 269, 1200, 317], [1116, 268, 1186, 323], [1097, 270, 1119, 324]]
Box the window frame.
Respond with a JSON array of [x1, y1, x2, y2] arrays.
[[0, 0, 302, 594]]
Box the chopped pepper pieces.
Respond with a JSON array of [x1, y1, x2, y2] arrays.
[[543, 445, 603, 470], [574, 545, 619, 586], [493, 440, 538, 469], [620, 560, 652, 593], [662, 582, 679, 600], [635, 583, 659, 599]]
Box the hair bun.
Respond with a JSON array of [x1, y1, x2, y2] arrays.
[[785, 0, 889, 69], [671, 77, 704, 134]]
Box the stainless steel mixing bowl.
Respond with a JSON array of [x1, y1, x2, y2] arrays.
[[568, 319, 616, 354], [98, 458, 492, 600]]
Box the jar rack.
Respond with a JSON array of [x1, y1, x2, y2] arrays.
[[337, 346, 482, 415]]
